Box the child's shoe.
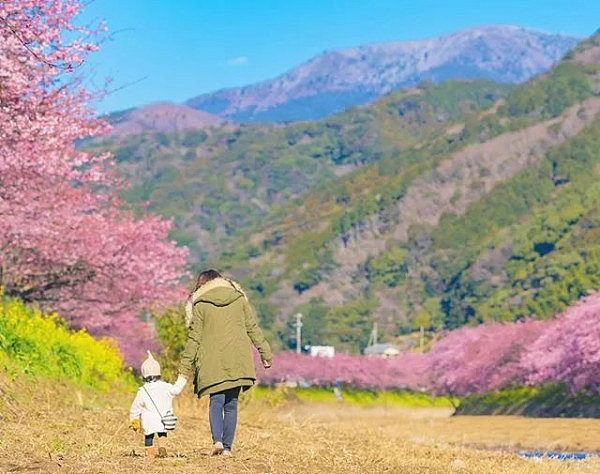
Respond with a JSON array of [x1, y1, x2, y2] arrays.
[[156, 437, 168, 458], [211, 441, 224, 455], [145, 446, 157, 459]]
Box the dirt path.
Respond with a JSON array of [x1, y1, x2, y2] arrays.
[[1, 382, 599, 474]]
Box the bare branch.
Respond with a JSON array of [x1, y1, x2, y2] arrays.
[[105, 76, 148, 97]]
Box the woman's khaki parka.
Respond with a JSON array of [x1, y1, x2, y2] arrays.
[[179, 278, 272, 397]]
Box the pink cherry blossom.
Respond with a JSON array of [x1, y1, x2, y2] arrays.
[[425, 319, 547, 395], [0, 1, 188, 364], [520, 293, 600, 392], [254, 351, 430, 391]]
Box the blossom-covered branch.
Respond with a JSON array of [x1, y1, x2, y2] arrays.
[[0, 1, 188, 364]]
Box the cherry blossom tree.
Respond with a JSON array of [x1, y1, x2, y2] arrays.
[[425, 320, 547, 396], [424, 294, 600, 395], [0, 1, 188, 363], [255, 352, 429, 390], [520, 293, 600, 392]]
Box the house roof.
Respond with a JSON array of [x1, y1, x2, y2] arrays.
[[363, 343, 401, 355]]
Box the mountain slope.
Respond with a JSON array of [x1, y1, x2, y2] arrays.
[[108, 102, 225, 136], [91, 79, 510, 266], [278, 96, 600, 316], [186, 25, 578, 122], [95, 31, 600, 352], [265, 33, 600, 346]]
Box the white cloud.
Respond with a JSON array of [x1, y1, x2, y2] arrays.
[[226, 56, 249, 66]]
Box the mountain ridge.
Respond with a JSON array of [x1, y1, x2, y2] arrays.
[[186, 25, 579, 122]]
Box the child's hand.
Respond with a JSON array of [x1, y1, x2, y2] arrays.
[[129, 418, 142, 433]]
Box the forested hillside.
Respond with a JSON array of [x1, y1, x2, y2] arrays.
[[94, 31, 600, 352], [92, 80, 510, 263]]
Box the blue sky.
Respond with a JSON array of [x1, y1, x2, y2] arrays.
[[80, 1, 599, 113]]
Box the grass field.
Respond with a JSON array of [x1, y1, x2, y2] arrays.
[[251, 385, 458, 407], [1, 377, 599, 474]]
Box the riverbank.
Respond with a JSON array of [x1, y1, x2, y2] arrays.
[[455, 385, 600, 418]]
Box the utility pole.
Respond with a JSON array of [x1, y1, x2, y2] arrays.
[[295, 313, 303, 354], [373, 322, 378, 346], [368, 321, 378, 347]]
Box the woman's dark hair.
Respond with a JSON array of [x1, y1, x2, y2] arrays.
[[194, 269, 222, 292]]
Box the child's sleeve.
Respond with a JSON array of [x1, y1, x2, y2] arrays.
[[169, 375, 187, 397], [129, 389, 143, 420]]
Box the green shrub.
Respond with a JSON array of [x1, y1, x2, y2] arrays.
[[366, 247, 409, 287], [153, 305, 188, 380]]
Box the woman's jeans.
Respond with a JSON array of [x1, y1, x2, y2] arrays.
[[209, 386, 241, 451]]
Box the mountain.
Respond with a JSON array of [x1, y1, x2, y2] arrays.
[[91, 30, 600, 353], [107, 102, 225, 136], [93, 79, 512, 259], [186, 25, 579, 122]]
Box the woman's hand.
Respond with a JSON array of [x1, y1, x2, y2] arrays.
[[262, 360, 271, 369]]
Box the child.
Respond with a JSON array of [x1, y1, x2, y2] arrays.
[[129, 351, 187, 458]]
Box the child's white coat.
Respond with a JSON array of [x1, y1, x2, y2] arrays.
[[129, 378, 186, 435]]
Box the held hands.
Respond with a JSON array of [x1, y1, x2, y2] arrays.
[[129, 418, 142, 433]]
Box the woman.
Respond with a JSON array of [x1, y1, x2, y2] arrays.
[[178, 269, 272, 456]]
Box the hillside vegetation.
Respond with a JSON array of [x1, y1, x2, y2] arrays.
[[95, 32, 600, 352], [92, 80, 510, 269]]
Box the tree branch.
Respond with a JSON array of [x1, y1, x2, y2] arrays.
[[0, 15, 64, 69]]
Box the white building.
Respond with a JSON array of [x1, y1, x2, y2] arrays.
[[309, 345, 335, 358]]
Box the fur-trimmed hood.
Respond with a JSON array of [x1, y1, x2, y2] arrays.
[[185, 277, 247, 327]]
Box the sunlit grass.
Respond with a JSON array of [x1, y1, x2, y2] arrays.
[[252, 385, 457, 407], [1, 373, 599, 473]]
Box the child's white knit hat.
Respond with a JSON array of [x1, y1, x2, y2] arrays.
[[141, 350, 161, 378]]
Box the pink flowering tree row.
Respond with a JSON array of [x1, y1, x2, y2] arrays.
[[255, 352, 430, 391], [424, 319, 548, 395], [426, 293, 600, 395], [520, 293, 600, 392], [256, 293, 600, 395], [0, 1, 188, 363]]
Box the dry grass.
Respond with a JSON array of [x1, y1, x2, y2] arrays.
[[1, 377, 599, 474]]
